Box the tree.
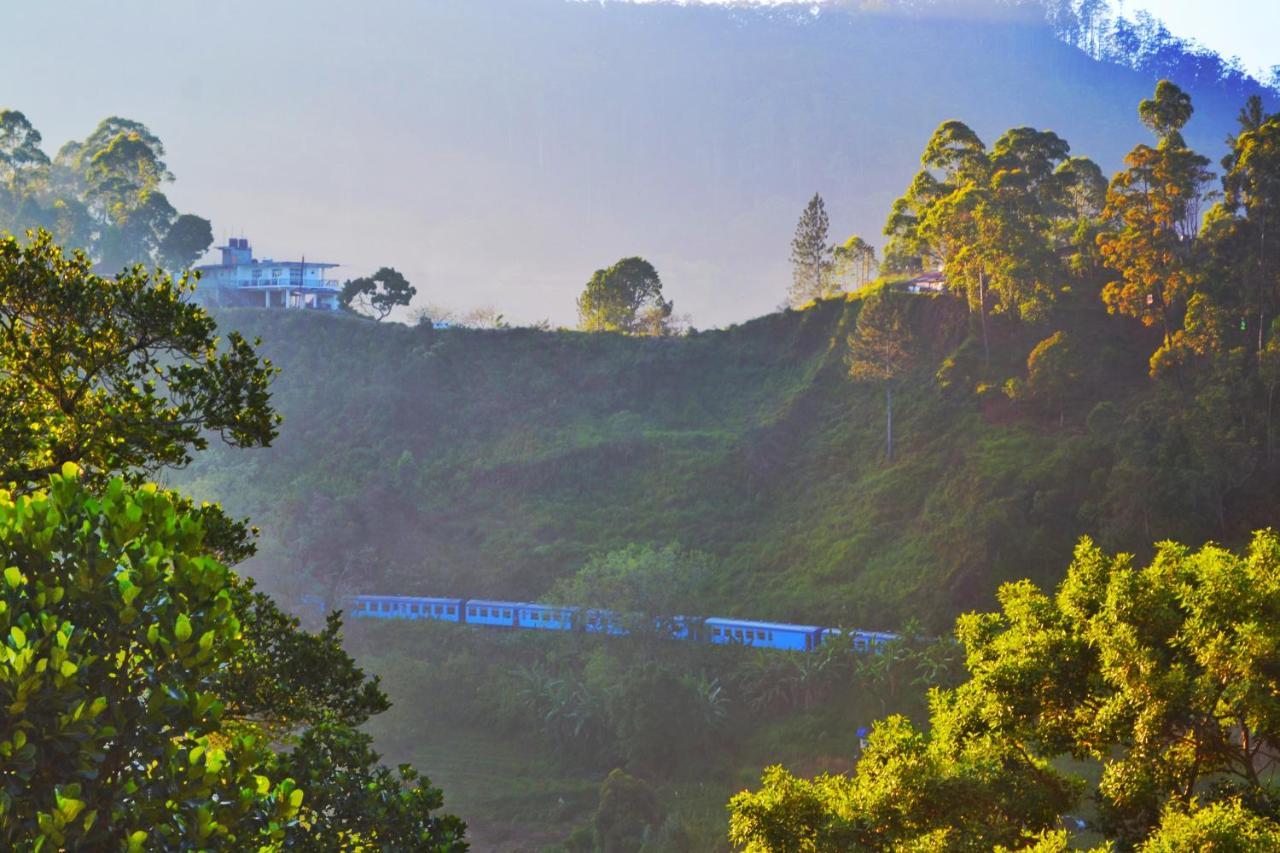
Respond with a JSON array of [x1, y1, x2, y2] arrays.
[[594, 769, 662, 853], [551, 542, 714, 639], [1017, 331, 1080, 425], [847, 291, 915, 462], [340, 266, 417, 321], [0, 110, 50, 184], [885, 121, 1076, 360], [0, 467, 467, 850], [0, 231, 467, 848], [1098, 81, 1214, 364], [830, 235, 878, 292], [0, 113, 211, 272], [730, 530, 1280, 850], [0, 230, 278, 492], [1217, 96, 1280, 355], [157, 213, 214, 271], [1140, 800, 1280, 852], [576, 257, 672, 335], [788, 193, 833, 306], [0, 466, 305, 848]]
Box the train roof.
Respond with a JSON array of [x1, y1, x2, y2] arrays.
[[354, 594, 461, 603], [704, 617, 824, 633]]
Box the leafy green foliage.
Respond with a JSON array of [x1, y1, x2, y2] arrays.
[[732, 530, 1280, 850], [0, 230, 279, 492], [577, 257, 673, 335], [0, 465, 305, 848], [340, 266, 418, 321], [1140, 800, 1280, 852], [551, 543, 715, 639]]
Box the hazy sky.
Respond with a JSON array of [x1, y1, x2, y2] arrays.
[[1122, 1, 1278, 78], [0, 0, 1275, 327]]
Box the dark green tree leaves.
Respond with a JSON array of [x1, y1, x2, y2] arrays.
[[0, 230, 279, 491], [340, 266, 417, 321]]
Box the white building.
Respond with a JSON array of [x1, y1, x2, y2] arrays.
[[194, 238, 341, 310]]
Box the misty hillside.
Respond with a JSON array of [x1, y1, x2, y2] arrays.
[[174, 297, 1277, 633]]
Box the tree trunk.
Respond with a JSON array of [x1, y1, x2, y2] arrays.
[[1268, 382, 1276, 465], [886, 384, 894, 463], [978, 273, 990, 364]]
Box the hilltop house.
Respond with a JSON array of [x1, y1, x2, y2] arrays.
[[897, 271, 946, 294], [194, 238, 341, 310]]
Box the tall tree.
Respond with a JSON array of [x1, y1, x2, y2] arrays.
[[788, 193, 833, 306], [340, 266, 417, 321], [577, 256, 672, 334], [886, 121, 1077, 360], [847, 291, 915, 462], [1098, 81, 1214, 370], [830, 235, 878, 291], [0, 110, 50, 185], [1217, 96, 1280, 355]]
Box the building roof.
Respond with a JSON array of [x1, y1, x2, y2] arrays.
[[196, 259, 339, 271]]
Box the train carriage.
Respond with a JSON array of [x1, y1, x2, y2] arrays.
[[463, 599, 519, 627], [704, 617, 825, 651], [517, 603, 578, 632], [350, 595, 462, 621]]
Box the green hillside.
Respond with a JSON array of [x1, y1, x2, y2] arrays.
[[174, 290, 1260, 633]]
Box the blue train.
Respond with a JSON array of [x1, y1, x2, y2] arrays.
[[343, 594, 896, 653]]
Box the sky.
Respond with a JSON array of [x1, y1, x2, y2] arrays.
[[0, 0, 1275, 327], [1122, 0, 1278, 79]]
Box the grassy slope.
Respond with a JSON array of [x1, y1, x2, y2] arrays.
[[177, 294, 1169, 633]]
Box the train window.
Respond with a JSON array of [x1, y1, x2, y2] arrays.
[[481, 607, 489, 617], [504, 609, 512, 618]]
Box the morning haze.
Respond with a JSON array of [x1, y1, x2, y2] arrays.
[[4, 0, 1272, 327]]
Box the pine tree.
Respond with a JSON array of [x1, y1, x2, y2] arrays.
[[788, 193, 833, 306]]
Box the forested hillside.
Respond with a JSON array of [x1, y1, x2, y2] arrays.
[[174, 287, 1263, 633]]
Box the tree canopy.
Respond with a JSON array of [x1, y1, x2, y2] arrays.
[[577, 257, 674, 335], [340, 266, 418, 321], [730, 530, 1280, 850], [0, 112, 212, 273]]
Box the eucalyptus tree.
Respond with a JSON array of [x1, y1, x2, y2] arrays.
[[1098, 81, 1215, 371]]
